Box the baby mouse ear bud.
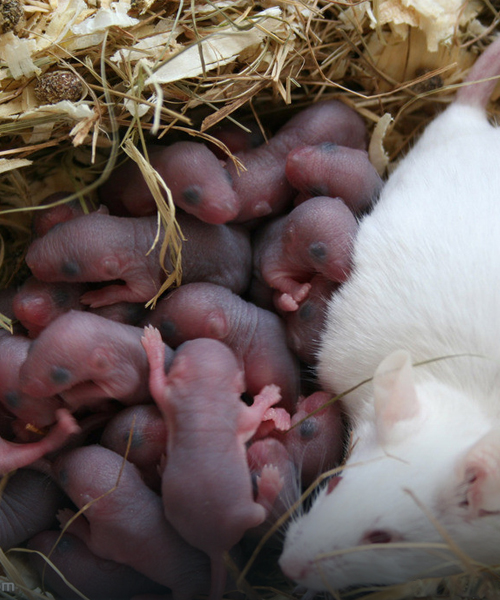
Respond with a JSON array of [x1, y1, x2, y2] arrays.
[[373, 349, 420, 446]]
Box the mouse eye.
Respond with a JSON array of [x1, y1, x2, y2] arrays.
[[362, 530, 393, 544]]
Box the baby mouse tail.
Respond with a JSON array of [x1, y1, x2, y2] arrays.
[[208, 554, 227, 600], [456, 35, 500, 109]]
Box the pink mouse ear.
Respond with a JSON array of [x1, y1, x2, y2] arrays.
[[460, 430, 500, 517], [373, 349, 420, 445]]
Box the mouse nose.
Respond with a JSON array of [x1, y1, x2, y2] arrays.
[[278, 552, 311, 582]]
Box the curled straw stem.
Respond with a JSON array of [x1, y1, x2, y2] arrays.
[[122, 139, 184, 309]]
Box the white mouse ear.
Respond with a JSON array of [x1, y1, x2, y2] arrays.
[[373, 349, 420, 445], [460, 430, 500, 517]]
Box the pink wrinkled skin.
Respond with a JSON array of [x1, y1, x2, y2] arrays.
[[0, 469, 64, 550], [283, 274, 338, 364], [53, 445, 211, 600], [100, 142, 240, 224], [280, 391, 345, 487], [0, 330, 64, 428], [246, 437, 299, 539], [0, 408, 78, 475], [31, 193, 89, 237], [253, 196, 359, 311], [19, 311, 165, 410], [0, 93, 383, 599], [226, 100, 367, 222], [286, 143, 383, 213], [101, 404, 167, 491], [28, 531, 168, 600], [13, 277, 86, 338], [141, 282, 300, 410], [25, 211, 252, 308], [141, 327, 283, 600]]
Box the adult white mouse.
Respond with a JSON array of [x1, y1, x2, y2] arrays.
[[279, 36, 500, 592]]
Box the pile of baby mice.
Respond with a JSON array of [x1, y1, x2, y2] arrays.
[[0, 99, 383, 600]]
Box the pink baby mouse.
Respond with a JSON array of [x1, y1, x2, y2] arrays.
[[227, 100, 368, 222], [142, 282, 300, 411], [141, 327, 284, 600], [25, 210, 252, 308], [253, 196, 358, 311], [19, 311, 171, 410], [54, 445, 211, 600], [13, 277, 87, 338], [286, 142, 384, 214]]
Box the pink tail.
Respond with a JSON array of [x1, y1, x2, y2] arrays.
[[456, 36, 500, 108], [208, 555, 227, 600], [0, 409, 79, 475]]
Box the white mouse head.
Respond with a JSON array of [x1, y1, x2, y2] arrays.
[[279, 350, 500, 592]]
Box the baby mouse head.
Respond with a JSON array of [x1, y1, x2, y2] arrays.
[[279, 351, 500, 593]]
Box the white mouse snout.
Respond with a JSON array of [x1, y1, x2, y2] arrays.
[[278, 552, 312, 583], [278, 538, 327, 591]]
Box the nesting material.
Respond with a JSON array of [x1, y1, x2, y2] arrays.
[[0, 0, 497, 292], [0, 0, 499, 598]]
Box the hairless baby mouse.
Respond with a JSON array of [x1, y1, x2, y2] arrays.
[[141, 328, 284, 600], [280, 36, 500, 591]]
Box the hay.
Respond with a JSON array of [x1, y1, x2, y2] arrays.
[[1, 0, 500, 597], [0, 0, 498, 292]]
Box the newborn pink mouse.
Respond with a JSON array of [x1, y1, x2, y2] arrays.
[[28, 530, 168, 600], [13, 277, 87, 338], [227, 100, 368, 222], [142, 282, 300, 410], [100, 141, 240, 224], [0, 329, 64, 428], [286, 143, 383, 213], [141, 328, 284, 600], [19, 311, 169, 409], [25, 211, 252, 308], [54, 445, 211, 600], [253, 196, 358, 311], [101, 404, 167, 491]]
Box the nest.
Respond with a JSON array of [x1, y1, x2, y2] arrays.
[[1, 0, 500, 598]]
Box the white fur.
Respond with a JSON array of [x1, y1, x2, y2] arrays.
[[279, 38, 500, 592]]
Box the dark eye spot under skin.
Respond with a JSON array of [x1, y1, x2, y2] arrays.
[[299, 419, 318, 440], [61, 260, 80, 277], [309, 242, 327, 263], [57, 536, 74, 553], [125, 304, 146, 324], [319, 141, 338, 152], [307, 185, 328, 197], [224, 170, 233, 186], [159, 320, 176, 339], [58, 468, 68, 488], [51, 287, 71, 308], [50, 366, 71, 385], [4, 391, 20, 408], [298, 301, 314, 322], [124, 429, 144, 449], [182, 186, 202, 206]]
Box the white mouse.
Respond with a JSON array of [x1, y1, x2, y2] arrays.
[[279, 36, 500, 592]]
